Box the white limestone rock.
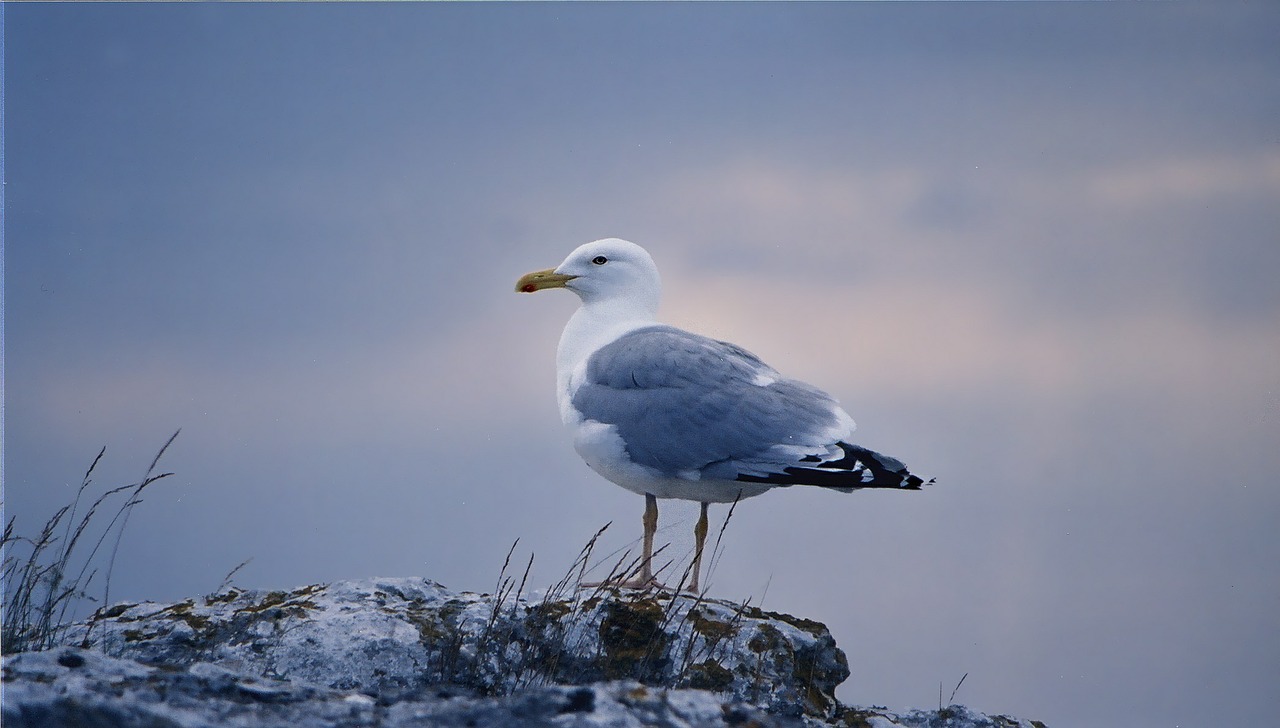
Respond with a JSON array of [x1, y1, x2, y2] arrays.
[[1, 577, 1046, 727], [64, 576, 849, 717]]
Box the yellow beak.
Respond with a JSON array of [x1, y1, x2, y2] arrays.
[[515, 268, 576, 293]]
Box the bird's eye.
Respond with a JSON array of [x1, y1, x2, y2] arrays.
[[592, 256, 608, 265]]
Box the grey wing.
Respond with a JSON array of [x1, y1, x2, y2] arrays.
[[571, 326, 849, 478]]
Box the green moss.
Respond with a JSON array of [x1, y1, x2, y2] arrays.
[[525, 600, 573, 636], [150, 600, 212, 633], [801, 679, 835, 717], [438, 599, 467, 622], [404, 599, 473, 646], [792, 644, 846, 717], [598, 597, 668, 681], [405, 609, 449, 644], [533, 599, 572, 621], [747, 623, 782, 654], [203, 589, 243, 606], [97, 603, 136, 620], [741, 605, 827, 638], [682, 659, 734, 691], [234, 587, 320, 618], [688, 608, 738, 642], [232, 592, 286, 615], [834, 707, 877, 728]]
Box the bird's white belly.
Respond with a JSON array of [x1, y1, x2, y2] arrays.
[[571, 419, 773, 504]]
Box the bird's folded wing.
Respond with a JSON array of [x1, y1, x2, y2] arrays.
[[571, 326, 851, 478]]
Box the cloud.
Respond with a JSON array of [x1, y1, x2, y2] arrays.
[[663, 269, 1279, 422], [644, 145, 1280, 248], [1084, 150, 1280, 209], [23, 316, 548, 447]]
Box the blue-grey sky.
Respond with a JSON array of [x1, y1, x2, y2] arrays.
[[5, 4, 1279, 726]]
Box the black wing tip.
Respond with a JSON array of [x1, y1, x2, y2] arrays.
[[736, 468, 932, 490], [900, 475, 937, 490], [737, 442, 935, 491]]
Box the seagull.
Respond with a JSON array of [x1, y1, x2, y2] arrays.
[[516, 238, 932, 592]]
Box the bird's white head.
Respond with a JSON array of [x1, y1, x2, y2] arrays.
[[516, 238, 662, 315]]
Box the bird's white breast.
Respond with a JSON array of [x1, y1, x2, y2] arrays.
[[555, 301, 655, 427]]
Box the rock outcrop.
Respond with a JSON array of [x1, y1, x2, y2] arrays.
[[2, 577, 1044, 727]]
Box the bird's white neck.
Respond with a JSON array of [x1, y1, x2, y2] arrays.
[[558, 299, 655, 377], [555, 298, 657, 423]]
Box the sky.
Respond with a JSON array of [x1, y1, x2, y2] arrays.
[[4, 3, 1279, 726]]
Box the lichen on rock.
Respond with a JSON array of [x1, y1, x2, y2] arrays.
[[63, 577, 850, 717]]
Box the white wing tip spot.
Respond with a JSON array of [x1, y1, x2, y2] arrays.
[[751, 372, 778, 387], [853, 460, 875, 483]]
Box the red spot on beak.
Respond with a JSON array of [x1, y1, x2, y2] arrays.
[[522, 283, 538, 293]]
